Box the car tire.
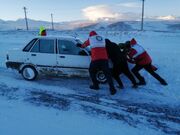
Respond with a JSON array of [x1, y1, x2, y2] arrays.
[[95, 70, 107, 84], [21, 66, 38, 81]]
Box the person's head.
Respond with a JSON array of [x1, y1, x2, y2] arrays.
[[124, 41, 131, 52], [41, 30, 46, 36], [118, 42, 125, 48], [130, 38, 137, 45], [89, 31, 97, 37], [118, 43, 125, 51], [39, 26, 47, 36], [125, 41, 131, 48]]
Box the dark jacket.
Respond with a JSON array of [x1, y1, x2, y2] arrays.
[[105, 39, 127, 65]]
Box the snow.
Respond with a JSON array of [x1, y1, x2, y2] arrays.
[[0, 30, 180, 135], [0, 99, 146, 135]]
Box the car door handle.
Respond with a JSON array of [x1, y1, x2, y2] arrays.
[[59, 56, 65, 58], [31, 54, 36, 56]]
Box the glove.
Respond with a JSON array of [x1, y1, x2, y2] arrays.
[[76, 43, 82, 47], [151, 65, 158, 71]]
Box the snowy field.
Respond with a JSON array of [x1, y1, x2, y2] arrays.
[[0, 30, 180, 135]]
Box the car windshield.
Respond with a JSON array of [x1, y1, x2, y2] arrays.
[[75, 39, 90, 54], [23, 38, 37, 52]]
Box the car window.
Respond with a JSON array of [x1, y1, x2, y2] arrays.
[[30, 40, 40, 52], [58, 40, 81, 55], [23, 38, 37, 52], [39, 39, 55, 53], [30, 39, 55, 54]]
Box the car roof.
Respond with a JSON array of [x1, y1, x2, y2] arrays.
[[36, 36, 79, 40]]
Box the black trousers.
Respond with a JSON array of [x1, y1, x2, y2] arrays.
[[89, 60, 115, 90], [112, 62, 137, 87], [132, 63, 166, 83]]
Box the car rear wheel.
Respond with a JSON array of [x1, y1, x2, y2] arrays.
[[96, 70, 107, 84], [21, 66, 38, 81]]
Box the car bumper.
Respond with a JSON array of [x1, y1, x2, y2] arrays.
[[6, 61, 22, 71]]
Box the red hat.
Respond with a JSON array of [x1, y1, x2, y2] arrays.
[[89, 31, 97, 37], [130, 38, 137, 45]]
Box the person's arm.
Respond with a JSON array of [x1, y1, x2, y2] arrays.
[[81, 39, 90, 48], [151, 64, 158, 71], [128, 48, 137, 58], [127, 55, 135, 64], [126, 48, 137, 64]]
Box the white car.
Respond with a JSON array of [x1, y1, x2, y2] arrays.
[[6, 36, 107, 83]]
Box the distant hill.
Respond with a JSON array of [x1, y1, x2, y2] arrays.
[[107, 22, 133, 31], [0, 19, 52, 30], [0, 18, 180, 32], [75, 21, 133, 31], [0, 19, 96, 31]]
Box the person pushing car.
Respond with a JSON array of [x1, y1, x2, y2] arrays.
[[125, 38, 167, 86], [105, 39, 138, 89], [77, 31, 117, 95]]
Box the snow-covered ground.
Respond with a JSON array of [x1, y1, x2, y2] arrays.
[[0, 30, 180, 135]]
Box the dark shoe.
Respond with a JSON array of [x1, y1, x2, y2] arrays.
[[90, 85, 99, 90], [160, 80, 168, 86], [117, 85, 124, 89], [132, 84, 138, 89], [137, 81, 146, 85], [110, 87, 117, 95]]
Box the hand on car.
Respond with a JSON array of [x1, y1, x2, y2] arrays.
[[76, 43, 82, 47]]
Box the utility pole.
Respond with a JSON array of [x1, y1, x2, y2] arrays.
[[51, 13, 54, 30], [141, 0, 145, 31], [23, 7, 29, 30]]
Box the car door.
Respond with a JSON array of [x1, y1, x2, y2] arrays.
[[27, 38, 57, 72], [57, 39, 90, 76]]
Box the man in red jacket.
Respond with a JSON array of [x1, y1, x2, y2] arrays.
[[79, 31, 117, 95], [126, 38, 167, 86]]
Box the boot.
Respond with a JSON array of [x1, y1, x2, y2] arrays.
[[117, 85, 124, 89], [132, 84, 138, 89], [137, 80, 146, 85], [110, 87, 117, 95], [137, 78, 146, 85], [90, 85, 99, 90], [160, 80, 168, 86]]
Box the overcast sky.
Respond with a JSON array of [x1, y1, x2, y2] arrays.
[[0, 0, 179, 22]]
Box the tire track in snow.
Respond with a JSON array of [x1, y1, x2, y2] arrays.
[[0, 83, 179, 135]]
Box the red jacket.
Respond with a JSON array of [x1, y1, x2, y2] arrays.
[[127, 43, 152, 65], [81, 35, 108, 61]]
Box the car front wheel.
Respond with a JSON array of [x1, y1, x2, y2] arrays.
[[95, 70, 107, 84], [21, 66, 38, 81]]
